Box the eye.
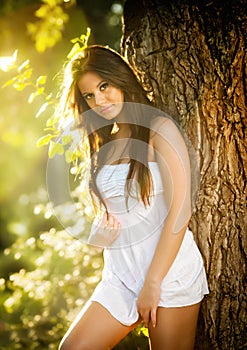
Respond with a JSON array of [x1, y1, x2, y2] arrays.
[[99, 82, 109, 91], [83, 93, 93, 100]]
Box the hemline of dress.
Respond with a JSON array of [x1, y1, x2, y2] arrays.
[[89, 293, 208, 327]]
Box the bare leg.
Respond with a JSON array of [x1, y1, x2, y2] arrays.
[[58, 301, 140, 350], [148, 302, 201, 350]]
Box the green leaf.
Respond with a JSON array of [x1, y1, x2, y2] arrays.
[[67, 43, 81, 59], [36, 87, 45, 95], [36, 102, 49, 118], [26, 22, 36, 35], [46, 93, 53, 101], [13, 82, 26, 91], [48, 141, 64, 158], [44, 126, 57, 132], [67, 28, 91, 59], [36, 75, 47, 86], [65, 148, 81, 163], [18, 59, 30, 73], [46, 114, 59, 127], [81, 27, 91, 41], [2, 78, 15, 88], [28, 92, 36, 104], [70, 38, 79, 44], [62, 135, 72, 145], [43, 0, 58, 7], [22, 68, 32, 80], [65, 149, 74, 163], [35, 4, 49, 18], [36, 134, 56, 147], [84, 27, 91, 42], [28, 87, 45, 104], [137, 325, 149, 337]]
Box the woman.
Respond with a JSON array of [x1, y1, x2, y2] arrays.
[[58, 45, 209, 350]]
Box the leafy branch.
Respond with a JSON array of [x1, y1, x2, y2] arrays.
[[27, 0, 75, 53], [0, 28, 91, 162]]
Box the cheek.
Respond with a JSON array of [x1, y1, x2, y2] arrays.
[[120, 90, 124, 102], [84, 99, 94, 109], [116, 89, 124, 103], [109, 87, 124, 102]]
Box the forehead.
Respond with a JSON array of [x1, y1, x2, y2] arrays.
[[77, 71, 103, 92]]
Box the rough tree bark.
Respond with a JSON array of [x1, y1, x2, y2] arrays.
[[121, 0, 247, 349]]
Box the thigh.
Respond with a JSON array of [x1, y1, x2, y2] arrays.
[[59, 301, 140, 350], [148, 302, 201, 350]]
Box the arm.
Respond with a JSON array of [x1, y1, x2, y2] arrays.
[[137, 118, 192, 327]]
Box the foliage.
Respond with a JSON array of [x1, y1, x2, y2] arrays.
[[113, 325, 150, 350], [0, 181, 149, 349], [67, 27, 91, 59], [0, 15, 99, 350], [0, 28, 91, 163], [0, 219, 102, 350], [27, 0, 76, 53], [0, 2, 149, 349], [1, 50, 53, 108]]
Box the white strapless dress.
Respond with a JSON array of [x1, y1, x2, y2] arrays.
[[88, 162, 209, 326]]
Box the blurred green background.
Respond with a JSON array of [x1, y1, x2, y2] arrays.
[[0, 0, 123, 249], [0, 1, 149, 349]]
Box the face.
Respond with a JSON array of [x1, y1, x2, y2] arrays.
[[78, 72, 124, 120]]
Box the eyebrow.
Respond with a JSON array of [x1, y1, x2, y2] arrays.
[[97, 80, 105, 88], [81, 80, 105, 95]]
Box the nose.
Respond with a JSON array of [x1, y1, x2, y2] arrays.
[[94, 91, 106, 106]]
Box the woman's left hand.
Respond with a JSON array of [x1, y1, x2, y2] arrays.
[[137, 280, 161, 328]]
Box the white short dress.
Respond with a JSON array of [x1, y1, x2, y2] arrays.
[[88, 162, 209, 326]]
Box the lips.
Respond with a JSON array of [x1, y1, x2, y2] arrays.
[[100, 104, 113, 114], [94, 102, 123, 120]]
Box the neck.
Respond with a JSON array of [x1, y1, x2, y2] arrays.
[[112, 122, 131, 139]]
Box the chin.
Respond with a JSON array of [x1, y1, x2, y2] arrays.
[[97, 113, 117, 120], [100, 110, 122, 120]]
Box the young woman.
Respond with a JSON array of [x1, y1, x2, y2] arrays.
[[58, 45, 209, 350]]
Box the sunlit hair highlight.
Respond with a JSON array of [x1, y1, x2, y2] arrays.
[[58, 45, 159, 214]]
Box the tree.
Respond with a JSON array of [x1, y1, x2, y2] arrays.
[[122, 0, 246, 349]]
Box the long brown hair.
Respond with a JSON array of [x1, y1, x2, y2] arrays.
[[58, 45, 160, 213]]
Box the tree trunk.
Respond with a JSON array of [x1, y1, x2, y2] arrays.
[[122, 0, 247, 349]]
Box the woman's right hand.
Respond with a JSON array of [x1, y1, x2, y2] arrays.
[[88, 212, 121, 248]]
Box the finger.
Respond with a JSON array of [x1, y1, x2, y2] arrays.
[[101, 213, 107, 228], [109, 217, 120, 238], [108, 214, 121, 230], [112, 216, 121, 231], [150, 307, 157, 328], [141, 310, 150, 328], [107, 214, 115, 229]]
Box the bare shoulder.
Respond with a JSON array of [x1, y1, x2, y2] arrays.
[[150, 115, 190, 167], [150, 115, 179, 140]]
